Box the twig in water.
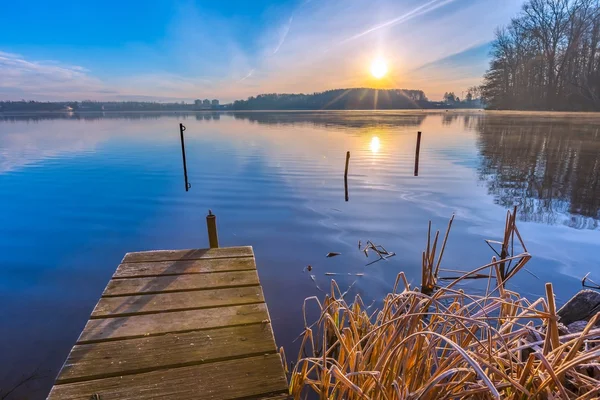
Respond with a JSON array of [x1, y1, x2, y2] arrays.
[[582, 273, 600, 289], [361, 240, 396, 265], [309, 274, 325, 292], [0, 368, 44, 400], [325, 272, 365, 276]]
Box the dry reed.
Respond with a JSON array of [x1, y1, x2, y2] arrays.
[[286, 210, 600, 399]]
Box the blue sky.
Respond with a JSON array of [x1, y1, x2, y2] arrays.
[[0, 0, 524, 102]]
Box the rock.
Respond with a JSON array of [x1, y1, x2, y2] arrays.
[[558, 322, 570, 336], [567, 320, 590, 333], [557, 290, 600, 325]]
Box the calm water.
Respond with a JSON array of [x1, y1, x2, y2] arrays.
[[1, 110, 599, 398]]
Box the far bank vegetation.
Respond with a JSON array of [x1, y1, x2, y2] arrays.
[[483, 0, 600, 111]]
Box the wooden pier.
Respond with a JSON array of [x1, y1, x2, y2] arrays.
[[48, 246, 289, 399]]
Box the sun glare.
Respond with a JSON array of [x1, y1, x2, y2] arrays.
[[370, 59, 388, 79], [370, 136, 381, 153]]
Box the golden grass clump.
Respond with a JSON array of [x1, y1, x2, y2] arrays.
[[286, 211, 600, 399]]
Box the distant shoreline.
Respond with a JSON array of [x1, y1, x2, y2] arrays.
[[4, 109, 600, 116]]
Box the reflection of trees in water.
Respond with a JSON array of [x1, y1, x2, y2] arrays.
[[231, 111, 427, 130], [1, 111, 422, 127], [474, 114, 600, 229], [442, 113, 461, 125], [197, 112, 220, 120], [0, 112, 222, 123]]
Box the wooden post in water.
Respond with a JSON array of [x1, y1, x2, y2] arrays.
[[206, 210, 219, 248], [414, 131, 422, 177], [179, 123, 191, 191], [344, 151, 350, 201]]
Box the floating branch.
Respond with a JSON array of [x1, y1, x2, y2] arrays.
[[325, 272, 365, 276], [362, 240, 396, 265], [582, 273, 600, 289]]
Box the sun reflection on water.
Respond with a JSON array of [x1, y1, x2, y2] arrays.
[[370, 136, 381, 153]]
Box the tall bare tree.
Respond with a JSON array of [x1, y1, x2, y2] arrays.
[[483, 0, 600, 110]]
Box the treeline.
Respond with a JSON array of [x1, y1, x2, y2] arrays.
[[2, 88, 484, 112], [231, 111, 427, 128], [231, 88, 443, 110], [483, 0, 600, 111], [443, 88, 483, 108], [0, 100, 202, 112]]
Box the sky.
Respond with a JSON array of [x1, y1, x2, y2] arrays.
[[0, 0, 525, 102]]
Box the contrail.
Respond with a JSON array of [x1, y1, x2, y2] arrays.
[[239, 69, 255, 82], [340, 0, 456, 44], [274, 15, 294, 54]]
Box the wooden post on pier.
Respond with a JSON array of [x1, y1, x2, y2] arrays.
[[206, 210, 219, 248], [344, 151, 350, 201], [414, 131, 422, 177]]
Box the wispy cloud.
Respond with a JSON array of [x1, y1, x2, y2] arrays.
[[239, 69, 255, 82], [414, 41, 492, 71], [0, 51, 107, 100], [273, 15, 294, 54], [340, 0, 456, 44]]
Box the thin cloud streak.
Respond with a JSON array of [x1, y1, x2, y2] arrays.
[[0, 51, 108, 100], [340, 0, 456, 44], [239, 69, 255, 82], [413, 41, 492, 71], [274, 16, 293, 54]]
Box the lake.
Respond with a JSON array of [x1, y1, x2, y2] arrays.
[[1, 110, 599, 398]]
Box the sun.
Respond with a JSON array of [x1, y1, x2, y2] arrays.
[[370, 58, 388, 79]]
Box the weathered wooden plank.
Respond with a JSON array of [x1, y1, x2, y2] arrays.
[[122, 246, 253, 263], [48, 354, 288, 400], [92, 286, 264, 317], [113, 257, 256, 278], [103, 270, 259, 296], [78, 303, 269, 343], [56, 324, 277, 384]]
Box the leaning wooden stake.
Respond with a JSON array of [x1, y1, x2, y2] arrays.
[[414, 131, 422, 176], [179, 123, 191, 191], [344, 151, 350, 201]]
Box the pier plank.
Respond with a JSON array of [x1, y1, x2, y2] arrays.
[[113, 257, 256, 278], [122, 246, 253, 263], [92, 286, 264, 317], [79, 303, 269, 343], [103, 270, 259, 296], [49, 354, 288, 400], [57, 324, 277, 384]]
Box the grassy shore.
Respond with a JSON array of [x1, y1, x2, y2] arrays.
[[285, 209, 600, 399]]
